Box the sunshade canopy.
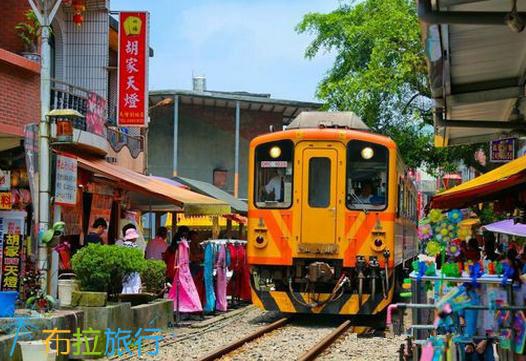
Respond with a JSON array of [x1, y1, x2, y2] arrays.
[[482, 219, 526, 238], [175, 176, 248, 214], [76, 156, 231, 216], [430, 155, 526, 209]]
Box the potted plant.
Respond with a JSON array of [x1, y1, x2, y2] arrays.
[[71, 243, 147, 306], [118, 259, 166, 306], [141, 260, 166, 296], [26, 291, 57, 313], [15, 10, 41, 62]]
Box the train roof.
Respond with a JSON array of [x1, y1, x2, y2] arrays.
[[287, 111, 369, 131]]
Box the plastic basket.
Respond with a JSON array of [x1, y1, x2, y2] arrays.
[[0, 291, 18, 317]]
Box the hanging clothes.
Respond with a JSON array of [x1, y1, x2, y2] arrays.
[[215, 244, 229, 311], [121, 241, 142, 294], [168, 240, 202, 313], [203, 242, 216, 313], [227, 243, 241, 298], [238, 245, 252, 301]]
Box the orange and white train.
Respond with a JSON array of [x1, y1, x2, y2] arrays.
[[247, 112, 418, 316]]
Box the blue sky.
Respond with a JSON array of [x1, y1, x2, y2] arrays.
[[111, 0, 339, 102]]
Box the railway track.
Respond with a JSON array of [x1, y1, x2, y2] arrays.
[[197, 318, 365, 361]]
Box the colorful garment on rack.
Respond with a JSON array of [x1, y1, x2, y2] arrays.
[[238, 245, 252, 301], [168, 240, 202, 313], [203, 242, 216, 313], [215, 244, 230, 311], [227, 243, 241, 298]]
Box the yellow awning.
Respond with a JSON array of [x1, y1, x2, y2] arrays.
[[431, 155, 526, 209], [459, 218, 480, 228]]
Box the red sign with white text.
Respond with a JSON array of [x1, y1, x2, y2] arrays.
[[117, 12, 149, 127]]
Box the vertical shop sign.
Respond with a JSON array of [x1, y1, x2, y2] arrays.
[[1, 234, 22, 291], [86, 92, 107, 136], [55, 154, 77, 206], [0, 192, 11, 210], [62, 191, 83, 236], [0, 170, 10, 191], [0, 211, 26, 286], [117, 11, 149, 127], [88, 194, 112, 244], [490, 138, 515, 163]]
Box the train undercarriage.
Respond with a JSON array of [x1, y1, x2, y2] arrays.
[[250, 253, 405, 318]]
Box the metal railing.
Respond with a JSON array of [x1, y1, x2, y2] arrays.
[[49, 78, 143, 156]]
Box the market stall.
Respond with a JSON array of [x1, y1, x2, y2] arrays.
[[390, 158, 526, 360]]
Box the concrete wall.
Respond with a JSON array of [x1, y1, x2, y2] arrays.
[[148, 101, 282, 198], [148, 106, 175, 177]]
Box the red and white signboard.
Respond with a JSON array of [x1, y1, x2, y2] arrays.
[[55, 154, 77, 206], [117, 12, 149, 127]]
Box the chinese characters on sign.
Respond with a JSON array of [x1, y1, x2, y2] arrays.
[[1, 234, 22, 291], [55, 154, 78, 206], [490, 138, 515, 163], [0, 192, 11, 210], [0, 170, 10, 191], [86, 92, 107, 136], [118, 12, 149, 127], [42, 327, 162, 357]]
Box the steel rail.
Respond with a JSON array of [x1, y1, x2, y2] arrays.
[[297, 320, 352, 361], [197, 317, 289, 361]]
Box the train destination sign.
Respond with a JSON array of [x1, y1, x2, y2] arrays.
[[260, 161, 288, 168]]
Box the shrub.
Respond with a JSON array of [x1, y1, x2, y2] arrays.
[[71, 244, 147, 297], [141, 260, 166, 294]]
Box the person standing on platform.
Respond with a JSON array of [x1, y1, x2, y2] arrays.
[[145, 227, 169, 260]]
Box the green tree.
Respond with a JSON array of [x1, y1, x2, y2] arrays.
[[297, 0, 483, 173]]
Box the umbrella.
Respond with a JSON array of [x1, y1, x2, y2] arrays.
[[482, 219, 526, 237]]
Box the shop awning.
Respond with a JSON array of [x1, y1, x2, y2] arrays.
[[76, 156, 231, 216], [174, 176, 248, 214], [430, 155, 526, 210], [482, 219, 526, 238]]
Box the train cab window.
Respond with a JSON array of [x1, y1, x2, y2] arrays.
[[254, 140, 293, 209], [308, 157, 331, 207], [346, 140, 388, 210]]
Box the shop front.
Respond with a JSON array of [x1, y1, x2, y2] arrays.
[[391, 155, 526, 360]]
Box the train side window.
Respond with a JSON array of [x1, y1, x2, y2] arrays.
[[254, 140, 294, 209], [346, 140, 388, 210], [308, 157, 331, 208]]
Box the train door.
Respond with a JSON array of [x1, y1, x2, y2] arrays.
[[299, 146, 339, 248]]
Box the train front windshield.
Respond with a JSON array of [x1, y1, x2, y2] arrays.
[[347, 140, 388, 210], [254, 140, 293, 208]]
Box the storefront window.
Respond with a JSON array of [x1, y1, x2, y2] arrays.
[[346, 140, 388, 210], [254, 140, 293, 209]]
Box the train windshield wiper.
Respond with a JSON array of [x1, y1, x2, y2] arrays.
[[349, 191, 368, 215]]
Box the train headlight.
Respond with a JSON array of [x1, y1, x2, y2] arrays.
[[269, 146, 281, 159], [361, 146, 374, 160]]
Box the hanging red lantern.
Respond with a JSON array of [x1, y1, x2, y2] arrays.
[[63, 0, 72, 6], [72, 0, 86, 27]]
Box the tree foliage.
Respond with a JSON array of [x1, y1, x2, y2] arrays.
[[297, 0, 480, 173]]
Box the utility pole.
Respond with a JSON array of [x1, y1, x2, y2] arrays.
[[28, 0, 62, 291]]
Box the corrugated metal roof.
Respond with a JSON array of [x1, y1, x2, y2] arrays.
[[149, 90, 322, 123], [419, 0, 526, 145], [175, 176, 248, 214]]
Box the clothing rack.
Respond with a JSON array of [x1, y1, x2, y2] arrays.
[[200, 239, 247, 246]]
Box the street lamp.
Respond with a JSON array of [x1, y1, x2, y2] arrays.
[[47, 108, 84, 142]]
